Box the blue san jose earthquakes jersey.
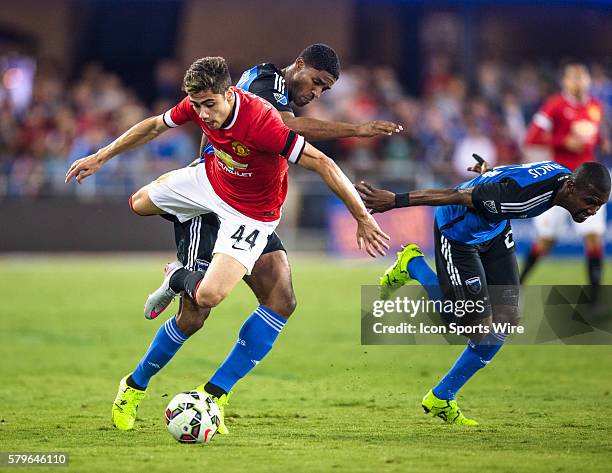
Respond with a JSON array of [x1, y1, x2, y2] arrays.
[[436, 161, 571, 244]]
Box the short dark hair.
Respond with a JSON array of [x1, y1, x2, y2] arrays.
[[183, 57, 232, 95], [574, 162, 611, 195], [299, 43, 340, 79]]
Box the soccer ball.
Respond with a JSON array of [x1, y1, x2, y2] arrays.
[[164, 390, 221, 444]]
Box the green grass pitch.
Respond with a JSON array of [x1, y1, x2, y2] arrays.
[[1, 256, 611, 472]]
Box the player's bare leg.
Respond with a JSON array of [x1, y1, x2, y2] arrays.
[[147, 252, 247, 316], [520, 237, 555, 283], [161, 251, 296, 435], [129, 186, 166, 216], [244, 250, 297, 319], [188, 251, 296, 434], [193, 253, 247, 308], [175, 295, 211, 336]]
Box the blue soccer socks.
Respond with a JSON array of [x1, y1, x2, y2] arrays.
[[131, 315, 189, 389], [407, 256, 439, 287], [407, 252, 511, 401], [208, 306, 286, 394], [407, 256, 445, 310], [432, 330, 508, 400]]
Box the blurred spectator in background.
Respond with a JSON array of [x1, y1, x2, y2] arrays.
[[452, 113, 497, 179]]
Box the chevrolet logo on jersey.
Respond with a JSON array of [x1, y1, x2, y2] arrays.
[[214, 147, 248, 169]]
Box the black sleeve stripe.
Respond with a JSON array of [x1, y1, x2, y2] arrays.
[[280, 130, 297, 158]]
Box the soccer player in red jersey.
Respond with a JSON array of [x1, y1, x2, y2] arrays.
[[66, 57, 390, 432], [520, 62, 610, 302], [170, 45, 402, 346]]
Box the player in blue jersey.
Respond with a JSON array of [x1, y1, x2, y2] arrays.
[[357, 158, 611, 425]]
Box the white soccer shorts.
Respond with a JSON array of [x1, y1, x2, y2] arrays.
[[147, 164, 279, 274], [533, 204, 607, 240]]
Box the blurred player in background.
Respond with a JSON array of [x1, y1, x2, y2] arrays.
[[357, 158, 611, 425], [520, 63, 610, 303]]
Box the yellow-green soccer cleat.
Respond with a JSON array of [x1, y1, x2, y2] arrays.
[[421, 389, 479, 426], [379, 244, 425, 298], [112, 375, 147, 430], [194, 384, 231, 435]]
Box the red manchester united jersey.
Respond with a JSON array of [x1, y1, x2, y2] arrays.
[[525, 93, 602, 171], [162, 87, 305, 221]]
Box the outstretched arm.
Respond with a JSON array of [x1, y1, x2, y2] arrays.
[[280, 111, 402, 142], [297, 143, 390, 257], [355, 181, 474, 214], [66, 115, 169, 183]]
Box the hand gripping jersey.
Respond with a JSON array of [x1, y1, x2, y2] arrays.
[[163, 87, 305, 222], [526, 93, 603, 171], [436, 161, 571, 244]]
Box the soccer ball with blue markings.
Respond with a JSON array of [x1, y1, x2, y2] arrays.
[[165, 390, 221, 444]]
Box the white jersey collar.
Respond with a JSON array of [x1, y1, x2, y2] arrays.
[[222, 88, 240, 130]]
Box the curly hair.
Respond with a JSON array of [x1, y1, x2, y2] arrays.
[[299, 44, 340, 80]]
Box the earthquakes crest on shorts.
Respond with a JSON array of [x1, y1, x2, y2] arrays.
[[194, 259, 210, 272], [484, 200, 498, 213], [464, 276, 482, 295], [231, 141, 250, 157], [273, 92, 288, 105]]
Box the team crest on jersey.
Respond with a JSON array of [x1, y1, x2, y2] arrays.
[[231, 141, 250, 157], [484, 200, 498, 213], [587, 104, 601, 122], [274, 92, 288, 105], [464, 277, 482, 295]]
